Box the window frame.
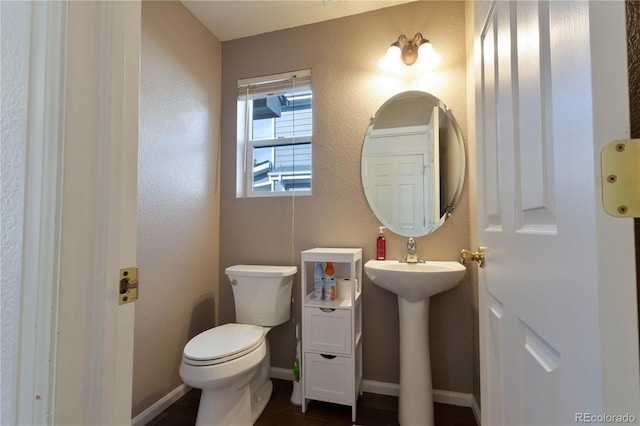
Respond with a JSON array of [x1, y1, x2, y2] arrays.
[[236, 69, 312, 198]]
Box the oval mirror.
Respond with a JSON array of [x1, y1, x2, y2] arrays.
[[361, 91, 465, 237]]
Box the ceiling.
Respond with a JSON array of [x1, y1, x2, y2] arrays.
[[181, 0, 415, 41]]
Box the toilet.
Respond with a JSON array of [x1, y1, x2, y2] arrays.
[[179, 264, 297, 426]]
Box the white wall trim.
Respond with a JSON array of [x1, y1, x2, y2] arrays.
[[361, 379, 474, 408], [433, 388, 474, 407], [15, 2, 68, 424], [471, 394, 481, 425], [270, 366, 293, 381], [362, 379, 399, 397], [131, 384, 192, 426]]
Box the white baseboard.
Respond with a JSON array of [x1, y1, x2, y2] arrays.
[[363, 379, 475, 409], [471, 394, 481, 425], [362, 379, 399, 396], [433, 388, 473, 407], [270, 366, 293, 381], [131, 383, 191, 426]]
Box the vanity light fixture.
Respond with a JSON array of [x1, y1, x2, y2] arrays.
[[378, 33, 441, 72]]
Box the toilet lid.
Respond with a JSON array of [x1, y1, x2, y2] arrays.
[[183, 323, 265, 366]]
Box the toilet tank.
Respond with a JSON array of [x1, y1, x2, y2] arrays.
[[225, 265, 297, 326]]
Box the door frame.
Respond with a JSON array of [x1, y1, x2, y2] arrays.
[[13, 1, 139, 424], [585, 1, 640, 414], [14, 2, 67, 424]]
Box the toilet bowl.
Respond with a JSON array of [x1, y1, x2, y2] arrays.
[[179, 265, 297, 426]]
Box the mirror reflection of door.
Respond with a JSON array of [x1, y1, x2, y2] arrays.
[[365, 154, 426, 234]]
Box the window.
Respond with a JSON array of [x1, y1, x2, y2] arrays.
[[237, 70, 312, 197]]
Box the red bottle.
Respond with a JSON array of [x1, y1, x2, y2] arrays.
[[376, 226, 386, 260]]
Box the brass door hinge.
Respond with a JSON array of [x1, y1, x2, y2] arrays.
[[601, 139, 640, 217], [119, 267, 138, 305]]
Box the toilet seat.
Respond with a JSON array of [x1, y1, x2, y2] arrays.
[[183, 323, 265, 366]]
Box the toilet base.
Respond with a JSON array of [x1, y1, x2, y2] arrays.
[[190, 368, 273, 426], [196, 381, 251, 426], [251, 379, 273, 423], [193, 371, 273, 426], [249, 338, 273, 422]]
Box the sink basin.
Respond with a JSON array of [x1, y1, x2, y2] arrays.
[[364, 260, 466, 302], [364, 259, 467, 426]]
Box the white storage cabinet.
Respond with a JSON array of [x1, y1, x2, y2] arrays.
[[300, 248, 363, 422]]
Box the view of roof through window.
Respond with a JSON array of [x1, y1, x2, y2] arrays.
[[251, 91, 312, 193]]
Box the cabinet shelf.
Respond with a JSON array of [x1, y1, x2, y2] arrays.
[[304, 292, 358, 309], [300, 248, 362, 423]]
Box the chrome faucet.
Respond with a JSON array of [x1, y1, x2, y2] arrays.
[[401, 237, 423, 263]]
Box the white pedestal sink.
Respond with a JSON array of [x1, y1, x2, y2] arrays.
[[364, 260, 466, 426]]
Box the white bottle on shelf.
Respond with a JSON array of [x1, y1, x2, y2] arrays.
[[313, 262, 324, 300]]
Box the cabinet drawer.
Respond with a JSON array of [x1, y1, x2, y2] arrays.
[[303, 307, 351, 355], [304, 352, 354, 404]]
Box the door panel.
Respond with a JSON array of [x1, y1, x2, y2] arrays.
[[514, 1, 556, 232], [480, 11, 502, 230], [521, 323, 559, 424], [485, 294, 504, 424]]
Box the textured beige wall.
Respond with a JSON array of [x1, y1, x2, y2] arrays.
[[220, 1, 475, 393], [134, 1, 221, 417]]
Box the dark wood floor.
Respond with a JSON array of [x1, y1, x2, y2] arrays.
[[147, 379, 477, 426]]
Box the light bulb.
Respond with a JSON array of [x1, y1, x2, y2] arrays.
[[378, 44, 402, 72], [416, 42, 441, 70]]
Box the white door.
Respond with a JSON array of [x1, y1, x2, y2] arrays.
[[367, 154, 426, 234], [475, 1, 640, 424]]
